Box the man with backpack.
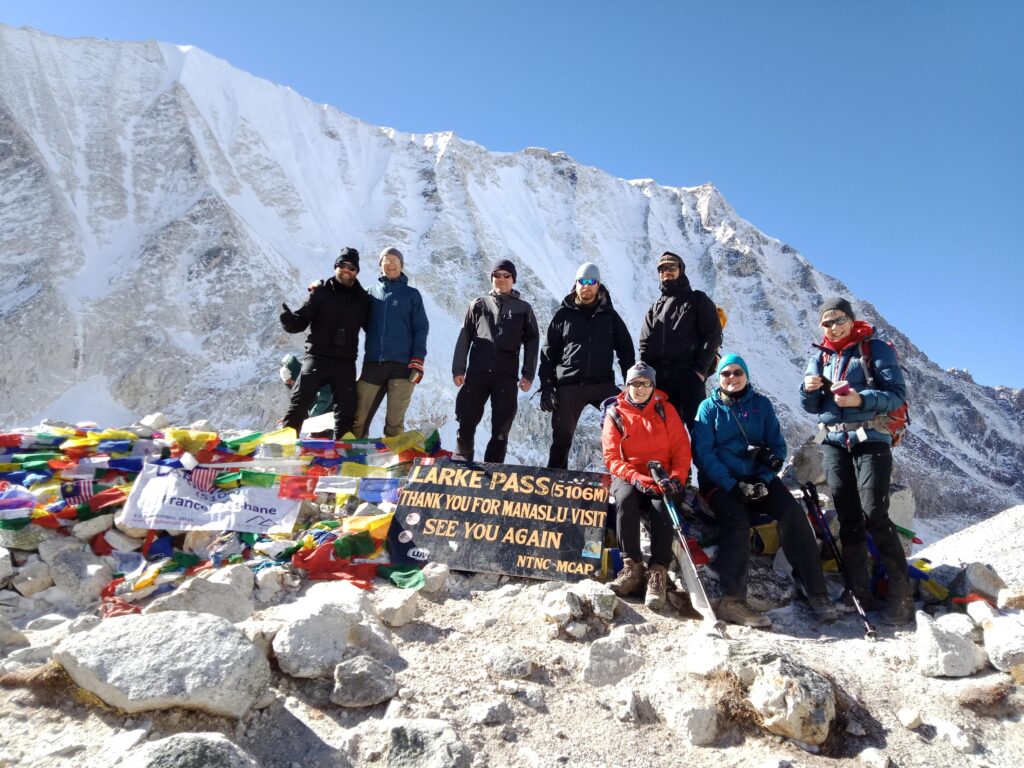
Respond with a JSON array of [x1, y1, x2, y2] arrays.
[[539, 262, 635, 469], [638, 251, 723, 426], [801, 297, 913, 625], [451, 259, 540, 462]]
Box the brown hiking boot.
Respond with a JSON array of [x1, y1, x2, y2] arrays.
[[644, 564, 668, 610], [808, 594, 838, 623], [718, 596, 772, 628], [609, 557, 646, 597], [880, 594, 915, 625]]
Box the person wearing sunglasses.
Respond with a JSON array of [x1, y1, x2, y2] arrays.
[[279, 247, 371, 438], [801, 297, 912, 625], [451, 259, 540, 462], [350, 247, 431, 438], [693, 354, 837, 628], [638, 251, 723, 426], [538, 262, 635, 469], [601, 362, 691, 609]]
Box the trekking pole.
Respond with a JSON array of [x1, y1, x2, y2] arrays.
[[800, 483, 877, 641], [648, 461, 727, 638]]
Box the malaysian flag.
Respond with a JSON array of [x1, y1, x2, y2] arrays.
[[189, 467, 220, 492], [61, 480, 95, 506]]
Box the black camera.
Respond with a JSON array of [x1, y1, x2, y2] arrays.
[[747, 444, 784, 472]]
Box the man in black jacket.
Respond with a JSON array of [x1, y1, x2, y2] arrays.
[[539, 262, 635, 469], [279, 247, 371, 438], [639, 251, 723, 426], [451, 259, 540, 463]]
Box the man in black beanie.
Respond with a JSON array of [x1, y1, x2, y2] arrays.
[[638, 251, 723, 426], [451, 258, 540, 462], [279, 247, 371, 438]]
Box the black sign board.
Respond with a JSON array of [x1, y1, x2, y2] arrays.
[[391, 458, 611, 582]]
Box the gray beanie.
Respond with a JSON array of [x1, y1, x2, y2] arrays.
[[819, 296, 855, 319], [379, 247, 404, 268], [625, 361, 657, 386], [575, 262, 601, 283]]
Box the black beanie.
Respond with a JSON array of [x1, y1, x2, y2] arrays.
[[490, 258, 517, 282], [819, 296, 855, 319], [335, 247, 360, 271]]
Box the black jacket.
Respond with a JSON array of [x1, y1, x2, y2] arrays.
[[452, 289, 540, 380], [280, 277, 371, 359], [539, 286, 635, 388], [638, 275, 722, 373]]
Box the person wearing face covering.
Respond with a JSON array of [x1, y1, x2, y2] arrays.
[[693, 353, 837, 628], [801, 297, 913, 625]]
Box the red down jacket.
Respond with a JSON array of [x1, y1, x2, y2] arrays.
[[601, 389, 691, 486]]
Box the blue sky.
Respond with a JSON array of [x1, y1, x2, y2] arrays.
[[4, 1, 1022, 387]]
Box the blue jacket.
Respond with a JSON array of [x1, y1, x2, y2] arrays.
[[799, 328, 906, 448], [365, 273, 429, 365], [692, 386, 787, 491]]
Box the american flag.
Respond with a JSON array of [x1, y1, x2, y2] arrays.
[[190, 467, 220, 492]]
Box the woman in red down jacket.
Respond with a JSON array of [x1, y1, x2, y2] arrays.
[[601, 361, 691, 609]]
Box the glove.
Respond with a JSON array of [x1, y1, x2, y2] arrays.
[[539, 386, 559, 413], [738, 481, 768, 500], [631, 477, 660, 498], [658, 476, 686, 498], [408, 358, 425, 384]]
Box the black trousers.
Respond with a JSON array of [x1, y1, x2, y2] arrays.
[[821, 441, 910, 594], [283, 355, 356, 438], [455, 372, 519, 462], [547, 381, 621, 469], [652, 364, 707, 427], [611, 477, 674, 568], [704, 476, 827, 599]]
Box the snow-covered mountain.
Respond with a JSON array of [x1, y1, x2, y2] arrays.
[[1, 25, 1021, 520]]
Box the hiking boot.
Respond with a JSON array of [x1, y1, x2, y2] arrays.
[[808, 594, 838, 623], [717, 596, 772, 628], [837, 589, 876, 614], [644, 564, 668, 610], [609, 557, 645, 598], [880, 595, 915, 625]]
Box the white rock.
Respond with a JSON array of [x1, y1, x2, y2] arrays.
[[0, 545, 14, 581], [965, 600, 999, 626], [72, 513, 115, 541], [37, 536, 83, 564], [613, 685, 638, 721], [0, 525, 51, 551], [143, 577, 254, 623], [103, 529, 143, 552], [542, 590, 574, 626], [564, 621, 588, 639], [237, 619, 285, 658], [747, 656, 836, 746], [656, 688, 718, 746], [934, 719, 978, 754], [25, 613, 67, 631], [897, 708, 921, 729], [330, 653, 399, 707], [858, 747, 890, 767], [254, 567, 285, 601], [140, 412, 170, 430], [420, 562, 449, 594], [12, 560, 53, 597], [957, 562, 1007, 602], [982, 615, 1024, 672], [48, 548, 113, 607], [485, 644, 534, 679], [997, 587, 1024, 610], [123, 732, 259, 767], [53, 611, 271, 718], [376, 588, 420, 627], [915, 611, 988, 677], [113, 507, 151, 539], [469, 699, 513, 725], [581, 635, 643, 687], [936, 612, 981, 643], [0, 616, 29, 647], [385, 718, 469, 768], [68, 615, 100, 634], [567, 579, 618, 622], [683, 636, 732, 677], [203, 563, 255, 595]]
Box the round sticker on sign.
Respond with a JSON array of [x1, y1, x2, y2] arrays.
[[407, 548, 430, 561], [397, 530, 413, 543], [405, 512, 421, 526]]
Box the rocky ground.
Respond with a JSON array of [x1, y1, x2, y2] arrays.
[[2, 509, 1023, 768]]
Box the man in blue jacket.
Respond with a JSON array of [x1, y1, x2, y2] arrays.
[[351, 247, 430, 438]]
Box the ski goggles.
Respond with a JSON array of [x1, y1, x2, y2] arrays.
[[820, 316, 851, 329], [577, 278, 598, 286]]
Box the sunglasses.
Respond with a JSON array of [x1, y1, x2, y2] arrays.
[[720, 368, 746, 378], [627, 380, 653, 389], [657, 264, 680, 274], [577, 278, 598, 286], [820, 316, 851, 329], [492, 272, 513, 279], [336, 262, 358, 272]]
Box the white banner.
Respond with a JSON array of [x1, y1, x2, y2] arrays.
[[122, 464, 302, 534]]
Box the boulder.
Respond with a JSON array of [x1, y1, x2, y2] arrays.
[[916, 611, 987, 677], [997, 587, 1024, 610], [684, 636, 732, 678], [143, 577, 254, 623], [936, 612, 981, 643], [385, 718, 470, 768], [376, 588, 420, 627], [120, 732, 259, 768], [71, 513, 114, 541], [237, 618, 285, 658], [203, 563, 255, 595], [37, 536, 84, 564], [103, 529, 143, 552], [0, 545, 14, 582], [897, 708, 922, 729], [952, 563, 1007, 603], [484, 644, 533, 680], [48, 548, 112, 608], [468, 699, 513, 726], [0, 525, 51, 551], [330, 652, 399, 707], [747, 656, 836, 745], [254, 566, 285, 602], [53, 611, 271, 718], [0, 616, 29, 648], [12, 560, 53, 597], [982, 615, 1024, 672], [567, 579, 618, 622], [966, 600, 999, 626], [582, 635, 643, 687], [654, 687, 718, 746], [420, 562, 450, 594]]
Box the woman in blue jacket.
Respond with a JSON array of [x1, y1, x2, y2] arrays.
[[693, 354, 836, 628], [801, 297, 912, 625]]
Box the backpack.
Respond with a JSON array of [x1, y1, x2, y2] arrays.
[[602, 397, 666, 436], [820, 338, 911, 446]]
